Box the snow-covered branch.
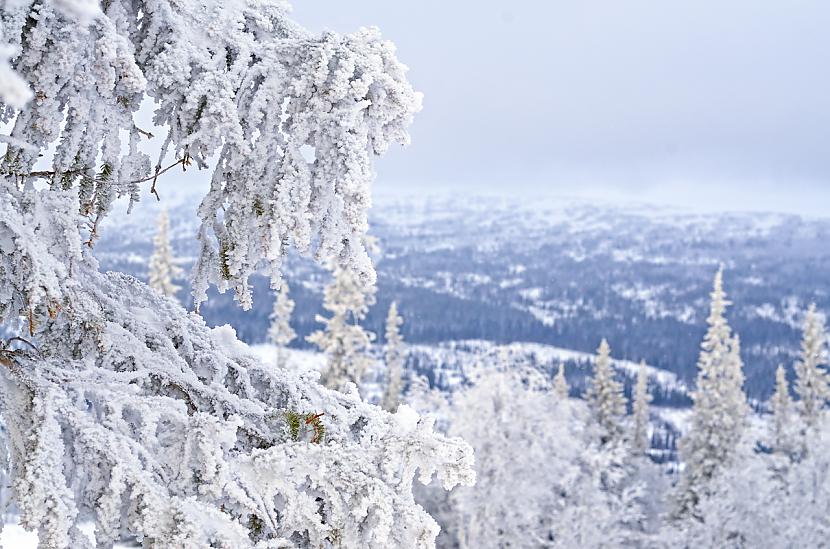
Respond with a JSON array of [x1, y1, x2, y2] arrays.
[[0, 1, 467, 546]]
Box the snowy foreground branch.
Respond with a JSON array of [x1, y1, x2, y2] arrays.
[[1, 0, 422, 307], [0, 1, 472, 547], [0, 189, 473, 547]]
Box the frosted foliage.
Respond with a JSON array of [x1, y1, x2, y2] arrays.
[[669, 414, 830, 548], [381, 301, 404, 412], [673, 268, 749, 521], [266, 282, 296, 348], [148, 209, 182, 298], [631, 361, 651, 455], [0, 265, 474, 547], [794, 304, 829, 425], [405, 375, 447, 420], [416, 367, 645, 548], [553, 362, 569, 399], [0, 188, 81, 324], [307, 267, 376, 391], [551, 441, 646, 549], [770, 364, 798, 457], [0, 2, 472, 546], [585, 338, 626, 445], [0, 0, 421, 307]]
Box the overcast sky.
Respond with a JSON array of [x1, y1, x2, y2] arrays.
[[290, 1, 830, 215]]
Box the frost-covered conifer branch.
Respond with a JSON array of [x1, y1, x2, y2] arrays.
[[1, 0, 422, 307], [0, 2, 468, 547], [0, 270, 474, 546]]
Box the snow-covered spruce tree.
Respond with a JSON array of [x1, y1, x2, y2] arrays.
[[307, 266, 376, 392], [266, 282, 296, 368], [794, 304, 829, 426], [267, 283, 296, 348], [770, 364, 799, 459], [672, 267, 749, 522], [553, 362, 569, 399], [148, 208, 183, 298], [585, 338, 627, 446], [0, 2, 474, 547], [381, 301, 405, 412], [577, 343, 649, 545], [3, 0, 423, 308], [631, 360, 652, 456]]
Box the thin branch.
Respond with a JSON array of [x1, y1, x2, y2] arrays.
[[144, 155, 192, 200], [83, 212, 103, 248], [1, 155, 193, 202], [134, 126, 155, 139], [5, 337, 42, 356], [5, 169, 84, 179], [148, 164, 163, 201]]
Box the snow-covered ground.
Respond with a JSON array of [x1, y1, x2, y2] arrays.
[[247, 343, 326, 375], [248, 339, 691, 438]]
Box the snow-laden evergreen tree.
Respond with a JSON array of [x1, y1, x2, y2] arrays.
[[576, 344, 649, 545], [307, 266, 376, 392], [554, 362, 569, 399], [381, 301, 405, 412], [585, 338, 627, 445], [672, 267, 749, 522], [794, 304, 829, 426], [267, 283, 296, 348], [0, 2, 474, 546], [267, 282, 296, 368], [631, 360, 652, 455], [770, 364, 799, 458], [147, 208, 183, 298]]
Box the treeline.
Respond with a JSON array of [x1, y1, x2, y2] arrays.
[[405, 269, 830, 547]]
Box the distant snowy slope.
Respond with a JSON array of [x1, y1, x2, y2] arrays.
[[93, 191, 830, 400]]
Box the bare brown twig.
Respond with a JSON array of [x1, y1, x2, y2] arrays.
[[146, 155, 192, 201]]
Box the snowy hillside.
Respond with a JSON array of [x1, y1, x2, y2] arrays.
[[244, 338, 690, 462], [95, 191, 830, 400]]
